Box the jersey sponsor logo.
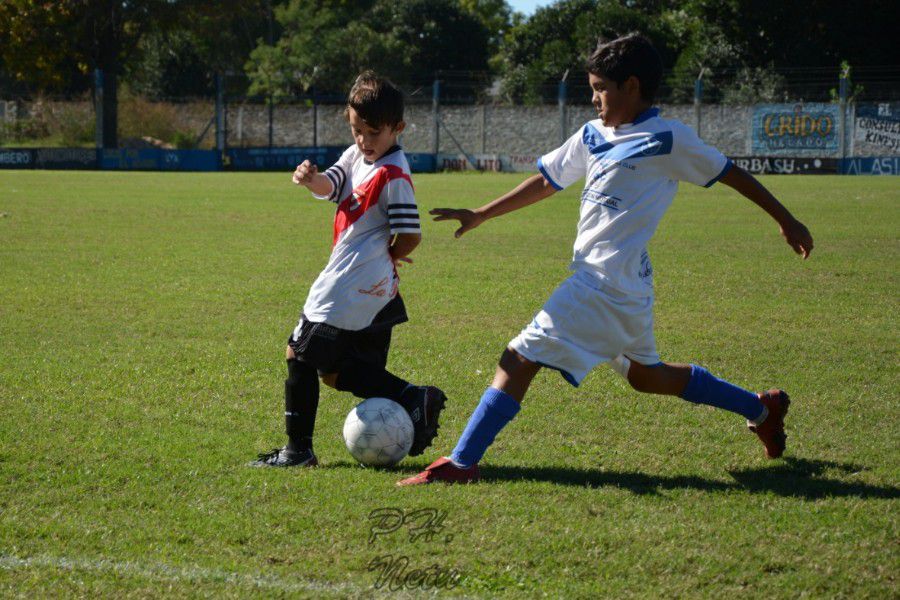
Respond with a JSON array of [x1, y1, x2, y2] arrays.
[[581, 188, 625, 211], [359, 277, 390, 297], [639, 250, 653, 280], [358, 274, 400, 298]]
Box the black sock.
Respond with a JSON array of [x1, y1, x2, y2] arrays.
[[335, 361, 410, 402], [284, 359, 319, 453]]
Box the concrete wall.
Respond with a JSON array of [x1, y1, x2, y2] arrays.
[[223, 102, 786, 157], [5, 98, 896, 159]]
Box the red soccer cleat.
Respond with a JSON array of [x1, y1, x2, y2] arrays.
[[748, 389, 791, 459], [396, 457, 480, 486]]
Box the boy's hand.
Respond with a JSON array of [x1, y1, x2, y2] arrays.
[[430, 208, 485, 238], [781, 218, 814, 259], [392, 256, 413, 268], [292, 160, 318, 186]]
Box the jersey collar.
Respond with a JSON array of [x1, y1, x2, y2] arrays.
[[364, 144, 402, 165], [631, 107, 659, 125]]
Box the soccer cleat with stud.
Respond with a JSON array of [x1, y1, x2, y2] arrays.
[[748, 389, 790, 459], [396, 457, 480, 486], [249, 446, 318, 468], [401, 386, 447, 457]]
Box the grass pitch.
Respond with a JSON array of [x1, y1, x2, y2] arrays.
[[1, 170, 898, 598]]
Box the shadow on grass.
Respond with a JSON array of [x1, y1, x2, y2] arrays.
[[473, 458, 899, 500]]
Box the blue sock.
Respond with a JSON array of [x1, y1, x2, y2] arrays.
[[450, 387, 521, 468], [680, 365, 764, 421]]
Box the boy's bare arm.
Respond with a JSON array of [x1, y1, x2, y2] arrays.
[[720, 165, 814, 259], [389, 233, 421, 266], [430, 174, 558, 238], [292, 159, 334, 197]]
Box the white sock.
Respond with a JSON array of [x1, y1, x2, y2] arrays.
[[748, 405, 769, 428]]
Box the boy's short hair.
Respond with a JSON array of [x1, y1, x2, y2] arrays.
[[585, 33, 663, 103], [345, 71, 404, 129]]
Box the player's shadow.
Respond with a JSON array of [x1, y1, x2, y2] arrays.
[[479, 457, 900, 500]]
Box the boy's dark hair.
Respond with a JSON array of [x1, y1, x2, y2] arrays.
[[345, 71, 404, 129], [585, 33, 663, 103]]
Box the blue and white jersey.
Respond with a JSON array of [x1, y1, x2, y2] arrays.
[[538, 108, 732, 297]]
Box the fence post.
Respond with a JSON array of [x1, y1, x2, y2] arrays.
[[94, 69, 104, 150], [694, 68, 705, 138], [215, 72, 226, 154], [558, 77, 568, 145], [839, 64, 849, 170], [268, 94, 274, 149], [312, 86, 318, 147], [432, 79, 441, 156]]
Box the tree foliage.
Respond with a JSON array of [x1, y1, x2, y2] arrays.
[[244, 0, 493, 99], [0, 0, 892, 104]]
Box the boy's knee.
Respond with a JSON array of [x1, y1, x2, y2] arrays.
[[498, 348, 539, 377], [320, 372, 339, 388], [626, 361, 659, 393]]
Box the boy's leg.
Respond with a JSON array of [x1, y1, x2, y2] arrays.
[[331, 328, 446, 456], [250, 346, 320, 467], [397, 348, 540, 486], [625, 359, 789, 458]]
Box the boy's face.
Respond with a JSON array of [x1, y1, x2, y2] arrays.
[[589, 73, 642, 127], [348, 108, 405, 161]]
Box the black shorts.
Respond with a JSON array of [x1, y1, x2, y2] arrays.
[[288, 320, 392, 375], [288, 294, 407, 374]]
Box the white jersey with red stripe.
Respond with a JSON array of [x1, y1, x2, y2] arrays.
[[300, 144, 420, 331]]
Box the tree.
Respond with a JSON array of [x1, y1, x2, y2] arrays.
[[0, 0, 175, 146], [244, 0, 492, 100]]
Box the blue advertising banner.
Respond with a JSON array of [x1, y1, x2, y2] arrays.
[[34, 148, 98, 169], [0, 148, 35, 169], [225, 146, 342, 171], [406, 152, 436, 173], [752, 104, 840, 154], [840, 157, 900, 175], [101, 148, 220, 171]]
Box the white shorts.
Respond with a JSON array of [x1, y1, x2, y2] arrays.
[[508, 270, 660, 387]]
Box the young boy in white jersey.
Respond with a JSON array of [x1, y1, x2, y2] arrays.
[[253, 72, 446, 467], [398, 34, 814, 485]]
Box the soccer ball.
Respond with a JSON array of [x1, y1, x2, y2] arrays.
[[342, 397, 414, 467]]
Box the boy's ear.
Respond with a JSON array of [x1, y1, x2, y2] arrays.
[[624, 76, 642, 98], [392, 120, 406, 135]]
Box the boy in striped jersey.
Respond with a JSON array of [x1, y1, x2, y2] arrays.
[[253, 72, 446, 467]]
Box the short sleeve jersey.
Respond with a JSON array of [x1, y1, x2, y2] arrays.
[[302, 145, 420, 331], [537, 108, 732, 297]]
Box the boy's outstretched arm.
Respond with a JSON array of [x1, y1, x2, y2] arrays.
[[291, 159, 334, 197], [720, 165, 814, 259], [430, 174, 558, 238]]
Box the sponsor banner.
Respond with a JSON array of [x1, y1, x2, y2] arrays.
[[225, 146, 341, 171], [752, 104, 839, 155], [0, 148, 35, 169], [437, 153, 502, 172], [34, 148, 97, 169], [729, 156, 837, 175], [839, 157, 900, 175], [854, 104, 900, 153], [406, 152, 436, 173], [101, 148, 220, 171], [501, 154, 541, 173]]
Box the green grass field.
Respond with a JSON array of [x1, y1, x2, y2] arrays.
[[1, 170, 898, 598]]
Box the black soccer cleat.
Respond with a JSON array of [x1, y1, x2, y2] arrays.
[[401, 386, 447, 457], [249, 446, 318, 468]]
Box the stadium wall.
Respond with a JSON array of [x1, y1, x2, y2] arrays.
[[2, 100, 897, 174]]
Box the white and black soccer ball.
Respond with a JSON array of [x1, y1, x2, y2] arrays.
[[342, 397, 414, 467]]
